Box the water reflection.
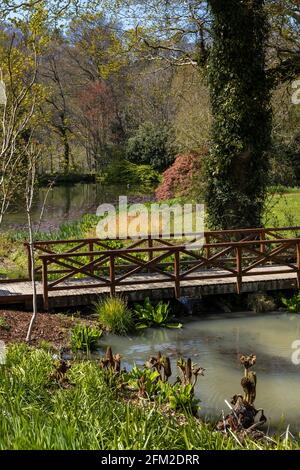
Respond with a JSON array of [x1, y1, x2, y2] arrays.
[[2, 183, 150, 231]]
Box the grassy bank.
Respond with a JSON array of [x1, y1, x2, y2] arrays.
[[0, 343, 298, 450], [264, 189, 300, 227]]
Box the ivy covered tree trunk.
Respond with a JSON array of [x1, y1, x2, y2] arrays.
[[206, 0, 272, 229]]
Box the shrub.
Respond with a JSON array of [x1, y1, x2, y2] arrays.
[[95, 296, 134, 335], [281, 293, 300, 313], [105, 159, 160, 188], [155, 152, 203, 200], [126, 121, 176, 172], [71, 324, 103, 351]]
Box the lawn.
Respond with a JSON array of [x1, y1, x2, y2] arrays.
[[264, 189, 300, 227]]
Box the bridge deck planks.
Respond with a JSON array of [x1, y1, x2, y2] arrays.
[[0, 265, 298, 309]]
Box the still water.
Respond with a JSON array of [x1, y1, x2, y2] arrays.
[[1, 183, 150, 231], [99, 311, 300, 429]]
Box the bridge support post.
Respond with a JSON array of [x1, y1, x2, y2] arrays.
[[89, 241, 94, 275], [148, 237, 153, 262], [109, 254, 116, 297], [297, 242, 300, 289], [205, 235, 210, 260], [174, 250, 180, 298], [42, 258, 49, 311], [260, 231, 266, 254], [236, 246, 242, 294]]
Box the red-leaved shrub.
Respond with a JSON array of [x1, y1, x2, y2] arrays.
[[155, 152, 202, 200]]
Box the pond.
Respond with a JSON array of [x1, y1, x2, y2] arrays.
[[99, 311, 300, 431], [1, 183, 152, 232]]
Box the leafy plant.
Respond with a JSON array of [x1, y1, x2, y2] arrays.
[[127, 366, 161, 398], [0, 316, 10, 331], [145, 352, 172, 382], [133, 298, 182, 329], [71, 324, 103, 351], [281, 293, 300, 313], [159, 382, 200, 414], [126, 352, 203, 415], [99, 346, 123, 389], [49, 359, 71, 387], [95, 296, 134, 335]]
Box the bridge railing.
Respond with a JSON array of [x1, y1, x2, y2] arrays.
[[38, 235, 300, 310], [23, 226, 300, 280]]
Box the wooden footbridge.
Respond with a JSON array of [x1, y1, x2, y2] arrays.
[[1, 226, 300, 310]]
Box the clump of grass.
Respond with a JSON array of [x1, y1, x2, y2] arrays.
[[95, 296, 134, 335], [38, 339, 55, 352], [71, 324, 103, 351]]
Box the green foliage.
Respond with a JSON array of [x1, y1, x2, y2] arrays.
[[1, 343, 294, 449], [159, 382, 200, 414], [104, 159, 160, 188], [126, 366, 199, 413], [206, 0, 272, 229], [268, 142, 297, 187], [281, 293, 300, 313], [133, 298, 182, 329], [126, 356, 201, 414], [0, 316, 10, 331], [95, 296, 134, 335], [38, 339, 55, 352], [126, 121, 176, 172], [127, 366, 161, 398], [71, 324, 103, 351]]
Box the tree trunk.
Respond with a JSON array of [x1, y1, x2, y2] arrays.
[[62, 128, 70, 173], [206, 0, 272, 229], [58, 113, 70, 174]]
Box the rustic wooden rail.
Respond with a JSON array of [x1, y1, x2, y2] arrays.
[[30, 227, 300, 310], [1, 226, 300, 309], [23, 225, 300, 279]]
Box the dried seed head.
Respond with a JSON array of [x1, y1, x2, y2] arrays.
[[240, 354, 256, 369]]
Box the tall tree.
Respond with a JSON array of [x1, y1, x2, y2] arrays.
[[205, 0, 272, 229], [40, 39, 74, 173]]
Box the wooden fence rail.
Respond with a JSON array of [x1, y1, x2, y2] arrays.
[[23, 225, 300, 279], [37, 234, 300, 310]]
